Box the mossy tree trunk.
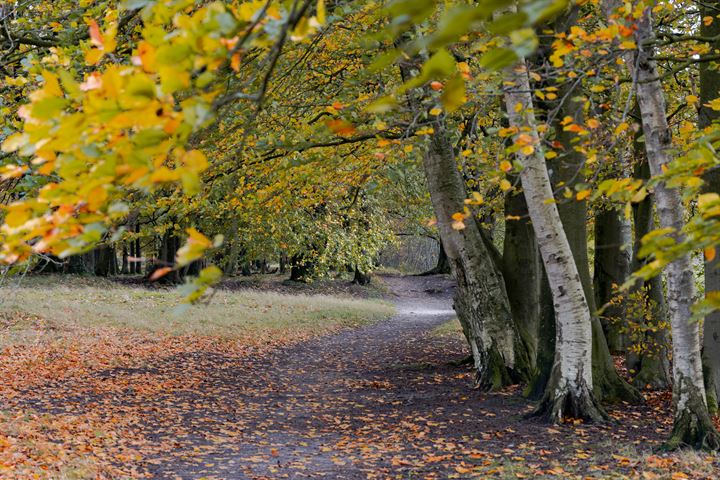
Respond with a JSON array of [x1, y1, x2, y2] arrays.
[[502, 185, 542, 370], [422, 115, 532, 390], [593, 208, 632, 353], [627, 138, 671, 390]]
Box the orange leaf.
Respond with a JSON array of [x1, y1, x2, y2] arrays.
[[576, 190, 591, 201], [149, 267, 172, 281], [706, 247, 716, 262], [87, 19, 103, 48], [326, 119, 355, 136]]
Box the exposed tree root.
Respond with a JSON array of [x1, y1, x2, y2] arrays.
[[530, 366, 608, 424], [663, 409, 720, 451]]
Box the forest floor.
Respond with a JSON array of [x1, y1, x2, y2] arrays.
[[1, 274, 719, 479]]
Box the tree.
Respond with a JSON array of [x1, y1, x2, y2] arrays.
[[607, 1, 720, 448], [502, 58, 606, 422]]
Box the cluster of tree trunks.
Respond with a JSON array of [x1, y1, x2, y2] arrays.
[[412, 3, 720, 438]]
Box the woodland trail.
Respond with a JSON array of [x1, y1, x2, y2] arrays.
[[148, 274, 478, 479], [140, 275, 667, 479], [4, 275, 678, 479]]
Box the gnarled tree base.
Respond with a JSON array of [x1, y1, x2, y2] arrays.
[[592, 318, 644, 404], [473, 345, 531, 392], [531, 367, 608, 423], [664, 408, 720, 451], [631, 357, 671, 391], [474, 347, 515, 392]]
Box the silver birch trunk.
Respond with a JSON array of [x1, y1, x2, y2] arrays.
[[502, 60, 605, 422], [607, 2, 720, 448]]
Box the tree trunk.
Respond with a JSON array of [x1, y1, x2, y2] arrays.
[[502, 186, 542, 369], [65, 252, 94, 274], [526, 264, 557, 400], [289, 254, 314, 282], [279, 251, 288, 274], [121, 243, 129, 274], [627, 143, 671, 390], [549, 78, 640, 405], [154, 232, 181, 283], [422, 116, 532, 390], [617, 4, 720, 448], [503, 59, 605, 422], [353, 267, 371, 285], [421, 241, 451, 275], [593, 208, 632, 353], [700, 0, 720, 416], [93, 245, 115, 277], [131, 223, 142, 274]]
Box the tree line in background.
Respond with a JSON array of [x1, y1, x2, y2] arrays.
[[3, 0, 720, 451]]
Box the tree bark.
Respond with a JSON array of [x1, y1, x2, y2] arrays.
[[93, 245, 116, 277], [627, 142, 671, 390], [593, 208, 632, 353], [700, 0, 720, 415], [421, 241, 451, 275], [502, 186, 542, 369], [503, 59, 606, 422], [353, 267, 371, 285], [616, 4, 720, 448], [121, 243, 129, 274], [422, 116, 532, 389]]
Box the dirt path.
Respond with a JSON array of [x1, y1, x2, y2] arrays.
[[148, 274, 470, 479], [138, 275, 668, 479], [3, 275, 693, 479]]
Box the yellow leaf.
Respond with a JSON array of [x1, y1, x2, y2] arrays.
[[316, 0, 326, 24], [514, 102, 523, 113], [699, 193, 720, 209], [500, 160, 513, 172], [586, 119, 600, 129], [615, 122, 629, 135], [183, 149, 208, 173], [440, 76, 466, 112], [500, 179, 512, 191], [521, 145, 535, 155], [85, 48, 105, 65], [686, 95, 699, 104], [187, 228, 212, 247], [429, 108, 442, 116], [576, 189, 591, 201], [1, 133, 27, 153], [545, 151, 557, 159]]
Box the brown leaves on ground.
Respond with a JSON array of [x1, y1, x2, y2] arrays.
[[0, 313, 309, 478], [1, 275, 719, 479]]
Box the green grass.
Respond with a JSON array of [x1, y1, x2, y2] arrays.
[[0, 275, 395, 347], [432, 317, 463, 338]]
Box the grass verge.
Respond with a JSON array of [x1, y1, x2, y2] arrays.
[[0, 274, 395, 348]]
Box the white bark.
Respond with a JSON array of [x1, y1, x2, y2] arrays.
[[502, 60, 602, 421], [605, 1, 719, 447]]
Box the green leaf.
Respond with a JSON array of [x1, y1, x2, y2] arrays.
[[440, 75, 466, 112], [479, 48, 518, 70]]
